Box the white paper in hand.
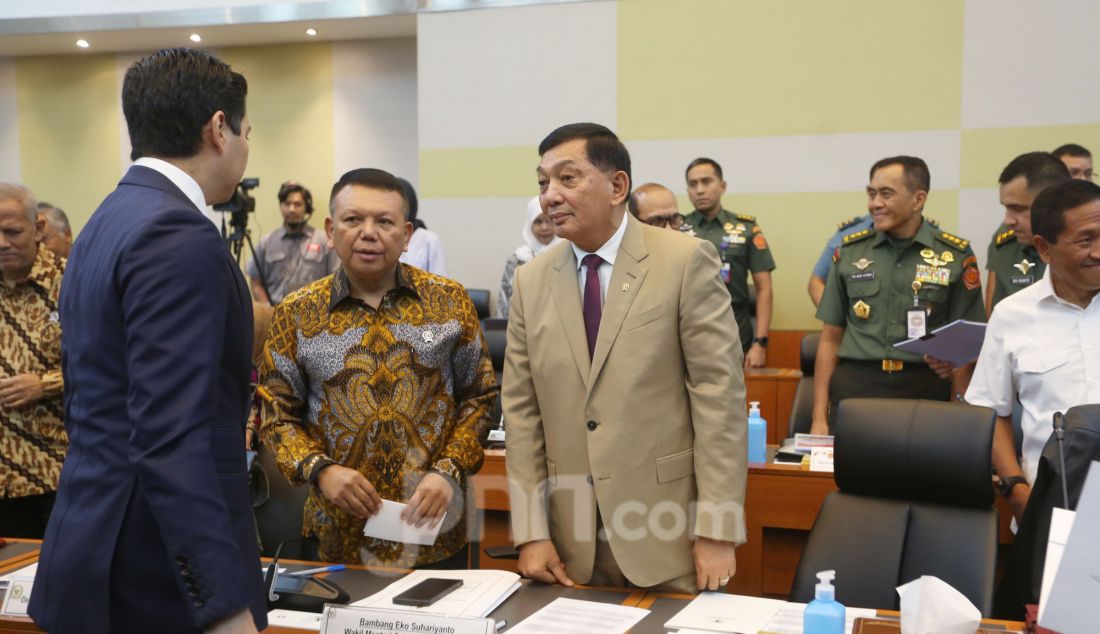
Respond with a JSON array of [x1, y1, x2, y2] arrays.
[[363, 499, 446, 546]]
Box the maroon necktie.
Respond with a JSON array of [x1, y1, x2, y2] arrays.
[[582, 254, 604, 359]]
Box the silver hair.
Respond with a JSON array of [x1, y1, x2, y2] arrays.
[[0, 181, 38, 223], [37, 202, 71, 233]]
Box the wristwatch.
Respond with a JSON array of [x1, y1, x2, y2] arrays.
[[753, 336, 769, 348], [997, 475, 1028, 498]]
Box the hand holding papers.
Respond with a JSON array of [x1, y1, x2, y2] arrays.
[[363, 499, 446, 546], [892, 319, 986, 367]]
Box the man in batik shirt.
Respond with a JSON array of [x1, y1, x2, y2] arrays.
[[259, 168, 498, 567]]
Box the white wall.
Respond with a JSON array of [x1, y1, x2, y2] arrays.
[[333, 37, 419, 186]]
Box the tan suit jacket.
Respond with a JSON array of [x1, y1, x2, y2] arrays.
[[503, 214, 748, 587]]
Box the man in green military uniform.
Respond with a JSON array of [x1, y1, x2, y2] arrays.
[[684, 158, 775, 368], [984, 152, 1070, 314], [811, 156, 985, 435]]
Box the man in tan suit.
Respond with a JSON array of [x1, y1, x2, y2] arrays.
[[503, 123, 748, 594]]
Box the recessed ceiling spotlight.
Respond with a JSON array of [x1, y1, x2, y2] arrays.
[[76, 39, 90, 48], [305, 28, 317, 37], [190, 33, 202, 43]]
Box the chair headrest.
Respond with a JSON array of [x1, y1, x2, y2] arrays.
[[834, 398, 996, 508], [467, 288, 491, 320], [800, 332, 820, 376], [484, 328, 507, 374]]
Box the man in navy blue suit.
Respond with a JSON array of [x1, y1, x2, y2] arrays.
[[29, 48, 264, 634]]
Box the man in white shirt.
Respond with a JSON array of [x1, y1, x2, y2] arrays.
[[966, 179, 1100, 522]]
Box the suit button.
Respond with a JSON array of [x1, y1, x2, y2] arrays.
[[586, 420, 598, 431], [586, 475, 593, 485], [193, 599, 204, 608]]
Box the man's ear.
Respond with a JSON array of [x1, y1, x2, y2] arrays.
[[1034, 234, 1053, 264], [324, 216, 335, 248], [34, 215, 46, 240], [207, 111, 229, 154], [610, 171, 630, 206], [403, 221, 414, 252]]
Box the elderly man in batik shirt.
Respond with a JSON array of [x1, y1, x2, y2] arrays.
[[0, 182, 67, 539], [259, 168, 498, 567]]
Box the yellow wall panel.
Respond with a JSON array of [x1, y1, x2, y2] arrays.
[[618, 0, 964, 140], [15, 54, 121, 233], [960, 123, 1100, 189], [420, 146, 539, 199], [220, 43, 334, 236]]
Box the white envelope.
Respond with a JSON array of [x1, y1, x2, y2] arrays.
[[363, 499, 446, 546]]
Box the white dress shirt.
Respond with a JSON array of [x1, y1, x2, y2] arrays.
[[401, 228, 447, 276], [133, 157, 207, 213], [571, 214, 628, 304], [966, 269, 1100, 485]]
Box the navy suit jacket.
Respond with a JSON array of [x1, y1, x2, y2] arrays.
[[29, 166, 267, 633]]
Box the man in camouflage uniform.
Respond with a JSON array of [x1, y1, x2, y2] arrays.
[[811, 156, 985, 435], [984, 152, 1070, 314], [684, 158, 775, 367]]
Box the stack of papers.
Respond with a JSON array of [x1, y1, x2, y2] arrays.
[[664, 594, 878, 634], [665, 592, 785, 632], [509, 597, 648, 633], [352, 569, 520, 618], [760, 601, 877, 634]]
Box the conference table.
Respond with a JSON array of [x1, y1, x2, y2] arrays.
[[472, 449, 1016, 599], [0, 540, 1027, 633]]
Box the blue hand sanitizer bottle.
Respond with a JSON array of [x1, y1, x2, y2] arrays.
[[804, 570, 845, 634], [748, 401, 767, 463]]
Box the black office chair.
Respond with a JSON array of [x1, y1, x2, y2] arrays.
[[992, 403, 1100, 620], [483, 327, 507, 430], [481, 317, 507, 332], [467, 288, 491, 321], [790, 398, 998, 615], [251, 442, 309, 559], [787, 331, 820, 437]]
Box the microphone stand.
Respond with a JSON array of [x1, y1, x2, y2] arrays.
[[1052, 411, 1070, 509]]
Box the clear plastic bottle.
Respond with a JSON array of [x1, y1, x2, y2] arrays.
[[747, 401, 767, 463], [804, 570, 845, 634]]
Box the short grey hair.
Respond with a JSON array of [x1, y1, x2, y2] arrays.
[[0, 181, 38, 223], [37, 201, 71, 233]]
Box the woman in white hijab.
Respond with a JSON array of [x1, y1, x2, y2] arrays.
[[498, 197, 559, 318]]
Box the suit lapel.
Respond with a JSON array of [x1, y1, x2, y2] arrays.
[[549, 247, 591, 384], [588, 216, 649, 396]]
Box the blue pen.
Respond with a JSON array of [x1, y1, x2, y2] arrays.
[[287, 564, 346, 577]]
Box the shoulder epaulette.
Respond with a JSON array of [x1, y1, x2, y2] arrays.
[[995, 228, 1016, 247], [734, 213, 756, 223], [926, 217, 940, 228], [836, 216, 861, 231], [936, 230, 970, 252], [841, 228, 874, 246]]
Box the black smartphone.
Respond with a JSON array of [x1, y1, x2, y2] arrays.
[[391, 577, 463, 607]]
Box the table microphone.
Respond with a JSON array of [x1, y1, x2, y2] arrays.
[[1052, 411, 1070, 509], [264, 538, 350, 613]]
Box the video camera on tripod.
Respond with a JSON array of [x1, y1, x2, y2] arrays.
[[215, 177, 259, 244]]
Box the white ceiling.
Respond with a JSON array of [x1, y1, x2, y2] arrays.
[[0, 14, 417, 57]]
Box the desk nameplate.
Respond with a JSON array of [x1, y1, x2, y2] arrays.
[[320, 605, 496, 634]]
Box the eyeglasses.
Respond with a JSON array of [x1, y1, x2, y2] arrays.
[[643, 213, 686, 229]]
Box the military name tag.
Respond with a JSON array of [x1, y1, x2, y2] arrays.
[[914, 264, 950, 286], [848, 271, 875, 282], [1010, 275, 1034, 286]]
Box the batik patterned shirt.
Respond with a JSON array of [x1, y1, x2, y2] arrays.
[[0, 246, 66, 498], [258, 264, 498, 566]]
